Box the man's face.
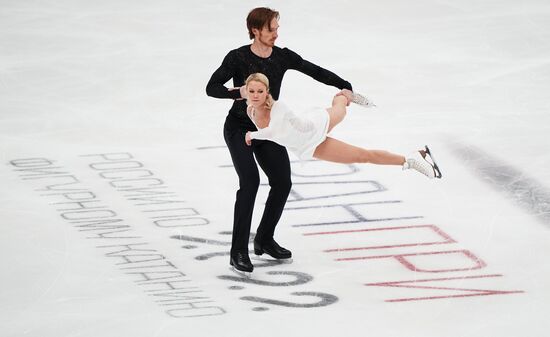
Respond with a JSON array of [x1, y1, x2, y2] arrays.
[[257, 18, 279, 47]]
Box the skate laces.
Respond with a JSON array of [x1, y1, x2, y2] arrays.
[[351, 92, 376, 108], [404, 151, 435, 179]]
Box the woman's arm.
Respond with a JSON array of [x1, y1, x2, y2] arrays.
[[246, 127, 274, 146]]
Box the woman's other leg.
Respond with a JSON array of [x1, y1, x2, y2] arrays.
[[313, 137, 405, 165], [326, 95, 348, 133]]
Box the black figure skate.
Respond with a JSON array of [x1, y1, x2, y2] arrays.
[[229, 251, 253, 277]]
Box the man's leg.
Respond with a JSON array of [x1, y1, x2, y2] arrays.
[[224, 124, 259, 266], [253, 140, 292, 258]]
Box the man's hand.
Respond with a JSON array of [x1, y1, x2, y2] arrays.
[[239, 86, 248, 100], [229, 86, 247, 100], [336, 89, 353, 106], [245, 132, 252, 146]]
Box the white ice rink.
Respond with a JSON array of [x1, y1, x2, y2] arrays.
[[1, 1, 550, 336]]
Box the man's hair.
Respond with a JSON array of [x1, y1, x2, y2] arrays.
[[246, 7, 279, 40]]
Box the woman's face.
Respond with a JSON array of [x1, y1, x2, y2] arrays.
[[247, 80, 268, 108]]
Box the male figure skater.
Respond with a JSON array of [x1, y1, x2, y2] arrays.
[[206, 7, 353, 273]]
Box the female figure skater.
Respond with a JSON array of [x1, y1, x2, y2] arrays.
[[244, 73, 442, 178]]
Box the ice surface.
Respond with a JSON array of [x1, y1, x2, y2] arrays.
[[1, 1, 549, 336]]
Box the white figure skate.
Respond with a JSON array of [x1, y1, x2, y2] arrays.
[[403, 145, 442, 179], [351, 92, 376, 108]]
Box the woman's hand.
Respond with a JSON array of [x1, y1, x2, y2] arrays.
[[245, 132, 252, 146]]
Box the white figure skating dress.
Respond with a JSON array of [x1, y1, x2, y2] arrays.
[[248, 101, 330, 160]]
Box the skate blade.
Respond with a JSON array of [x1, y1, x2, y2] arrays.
[[424, 145, 443, 179], [254, 256, 293, 264], [229, 266, 252, 278]]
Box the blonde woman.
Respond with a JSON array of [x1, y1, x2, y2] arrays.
[[245, 73, 442, 178]]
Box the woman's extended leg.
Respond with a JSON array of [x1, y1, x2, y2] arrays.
[[313, 137, 405, 165], [313, 138, 441, 179]]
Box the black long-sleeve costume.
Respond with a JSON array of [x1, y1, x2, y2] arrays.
[[206, 44, 352, 256]]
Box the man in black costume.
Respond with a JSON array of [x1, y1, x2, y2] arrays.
[[206, 7, 353, 273]]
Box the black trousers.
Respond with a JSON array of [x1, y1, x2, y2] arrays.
[[224, 118, 292, 255]]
